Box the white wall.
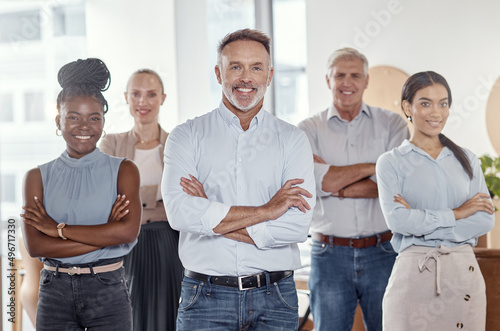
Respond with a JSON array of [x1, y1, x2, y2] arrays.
[[306, 0, 500, 156], [86, 0, 179, 133]]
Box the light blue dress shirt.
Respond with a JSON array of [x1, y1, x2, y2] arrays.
[[297, 103, 409, 237], [161, 102, 315, 276], [376, 140, 495, 253]]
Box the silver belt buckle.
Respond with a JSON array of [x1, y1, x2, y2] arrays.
[[67, 266, 79, 275], [238, 274, 260, 291]]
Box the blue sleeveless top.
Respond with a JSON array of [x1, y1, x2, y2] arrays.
[[38, 148, 137, 264]]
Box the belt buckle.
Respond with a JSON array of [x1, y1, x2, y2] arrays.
[[238, 274, 260, 291], [67, 266, 79, 275]]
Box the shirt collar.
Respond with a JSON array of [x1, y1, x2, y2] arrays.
[[327, 102, 372, 121], [217, 101, 265, 129], [398, 139, 453, 159]]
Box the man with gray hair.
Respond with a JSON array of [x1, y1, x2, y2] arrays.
[[162, 28, 315, 330], [297, 48, 409, 331]]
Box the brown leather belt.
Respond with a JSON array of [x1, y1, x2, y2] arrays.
[[44, 260, 123, 275], [312, 231, 392, 248]]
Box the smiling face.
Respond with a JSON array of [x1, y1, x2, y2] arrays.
[[327, 58, 369, 116], [403, 83, 450, 140], [215, 39, 273, 115], [125, 72, 166, 125], [56, 96, 104, 159]]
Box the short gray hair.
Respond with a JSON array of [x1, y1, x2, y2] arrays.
[[326, 48, 368, 77], [217, 28, 272, 68]]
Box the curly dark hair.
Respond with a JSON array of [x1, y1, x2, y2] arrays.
[[56, 58, 111, 113]]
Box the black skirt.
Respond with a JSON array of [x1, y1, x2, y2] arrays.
[[124, 221, 183, 331]]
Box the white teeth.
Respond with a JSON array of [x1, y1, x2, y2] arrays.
[[138, 109, 149, 114], [342, 91, 354, 95], [236, 88, 253, 93], [75, 136, 91, 140], [428, 121, 440, 125]]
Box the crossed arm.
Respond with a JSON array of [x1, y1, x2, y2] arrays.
[[21, 160, 142, 258], [180, 175, 312, 244], [314, 154, 378, 199]]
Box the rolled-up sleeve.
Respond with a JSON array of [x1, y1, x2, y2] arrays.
[[297, 119, 331, 198], [162, 123, 230, 235], [247, 130, 316, 249]]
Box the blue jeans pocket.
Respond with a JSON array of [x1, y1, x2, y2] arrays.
[[378, 240, 396, 255], [273, 277, 299, 310], [310, 239, 329, 256], [178, 278, 204, 311]]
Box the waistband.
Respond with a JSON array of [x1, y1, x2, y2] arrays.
[[184, 269, 293, 291], [312, 231, 392, 248], [400, 244, 473, 295], [44, 260, 123, 275]]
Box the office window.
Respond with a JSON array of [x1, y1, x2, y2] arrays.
[[206, 0, 256, 108], [24, 91, 45, 121], [0, 10, 41, 43], [272, 0, 309, 124], [1, 174, 15, 203], [53, 2, 86, 37], [0, 94, 13, 122]]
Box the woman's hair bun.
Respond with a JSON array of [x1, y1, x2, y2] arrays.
[[57, 58, 111, 92]]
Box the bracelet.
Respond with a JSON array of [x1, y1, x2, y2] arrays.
[[57, 223, 68, 240]]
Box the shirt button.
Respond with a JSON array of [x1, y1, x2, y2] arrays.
[[464, 294, 471, 301], [457, 322, 464, 329], [469, 266, 474, 272], [238, 157, 242, 162], [238, 186, 242, 190]]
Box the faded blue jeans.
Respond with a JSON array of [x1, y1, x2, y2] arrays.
[[177, 272, 299, 330], [308, 240, 396, 331], [36, 257, 132, 331]]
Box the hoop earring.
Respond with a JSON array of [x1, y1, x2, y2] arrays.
[[101, 130, 106, 138], [56, 129, 62, 136]]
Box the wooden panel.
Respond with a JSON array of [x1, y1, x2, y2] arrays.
[[474, 248, 500, 331], [363, 65, 411, 134], [486, 76, 500, 155]]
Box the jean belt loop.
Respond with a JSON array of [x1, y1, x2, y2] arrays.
[[329, 235, 333, 246], [265, 272, 271, 292], [89, 264, 95, 276], [376, 233, 382, 246], [55, 264, 60, 277], [206, 275, 212, 291]]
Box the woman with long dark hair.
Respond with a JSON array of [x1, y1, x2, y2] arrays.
[[376, 71, 495, 330]]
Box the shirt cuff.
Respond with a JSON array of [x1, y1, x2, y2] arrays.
[[201, 200, 231, 234], [247, 222, 275, 249], [314, 163, 331, 197], [437, 208, 456, 227]]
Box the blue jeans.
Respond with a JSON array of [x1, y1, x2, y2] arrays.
[[177, 272, 299, 330], [308, 240, 396, 331], [36, 258, 132, 331]]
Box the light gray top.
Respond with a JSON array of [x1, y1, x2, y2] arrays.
[[39, 148, 137, 264], [298, 102, 409, 237]]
